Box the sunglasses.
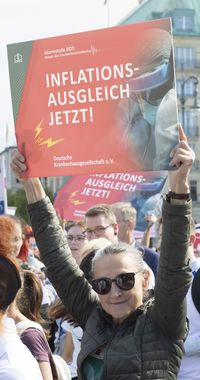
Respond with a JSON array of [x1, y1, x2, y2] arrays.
[[92, 271, 141, 295]]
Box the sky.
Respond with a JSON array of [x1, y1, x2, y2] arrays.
[[0, 0, 139, 153]]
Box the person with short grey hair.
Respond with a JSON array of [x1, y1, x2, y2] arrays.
[[92, 242, 144, 274], [111, 201, 159, 277], [10, 126, 194, 379]]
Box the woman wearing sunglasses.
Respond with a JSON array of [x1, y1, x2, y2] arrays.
[[11, 126, 194, 379]]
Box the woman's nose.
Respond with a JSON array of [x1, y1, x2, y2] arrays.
[[109, 282, 122, 297]]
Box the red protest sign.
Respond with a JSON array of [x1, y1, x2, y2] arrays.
[[7, 18, 178, 177], [54, 172, 166, 231]]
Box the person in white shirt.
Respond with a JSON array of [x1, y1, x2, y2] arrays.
[[0, 255, 42, 380]]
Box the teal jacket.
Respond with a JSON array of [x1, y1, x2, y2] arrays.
[[28, 197, 192, 379]]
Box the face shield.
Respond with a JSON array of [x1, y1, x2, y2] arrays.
[[128, 53, 174, 106], [118, 27, 177, 170]]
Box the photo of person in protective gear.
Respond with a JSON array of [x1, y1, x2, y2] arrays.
[[117, 26, 178, 171]]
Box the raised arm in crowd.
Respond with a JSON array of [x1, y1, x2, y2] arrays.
[[11, 125, 195, 379]]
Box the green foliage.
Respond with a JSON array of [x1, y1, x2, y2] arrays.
[[7, 186, 54, 224], [7, 188, 29, 222]]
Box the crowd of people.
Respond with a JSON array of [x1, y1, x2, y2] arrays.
[[0, 125, 199, 380]]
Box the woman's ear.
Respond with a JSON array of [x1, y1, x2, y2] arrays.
[[113, 223, 118, 236], [189, 233, 196, 247], [142, 269, 150, 290]]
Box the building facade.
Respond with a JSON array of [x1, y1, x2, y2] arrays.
[[120, 0, 200, 221], [3, 0, 200, 221], [3, 146, 67, 196]]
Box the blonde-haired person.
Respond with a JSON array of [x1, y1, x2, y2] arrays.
[[0, 256, 43, 380], [79, 238, 112, 282], [48, 221, 87, 360], [50, 238, 111, 380]]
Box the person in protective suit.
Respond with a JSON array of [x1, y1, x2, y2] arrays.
[[118, 27, 178, 171]]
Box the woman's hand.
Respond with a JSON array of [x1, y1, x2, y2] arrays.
[[168, 125, 195, 194], [10, 149, 27, 181], [10, 149, 46, 204]]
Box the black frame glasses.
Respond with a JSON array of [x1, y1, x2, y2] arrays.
[[92, 271, 141, 295], [85, 224, 113, 237]]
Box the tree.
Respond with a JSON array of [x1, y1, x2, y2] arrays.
[[7, 186, 54, 223]]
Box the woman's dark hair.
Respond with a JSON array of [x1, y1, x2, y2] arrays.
[[79, 250, 95, 284], [16, 270, 50, 337], [48, 249, 95, 326]]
